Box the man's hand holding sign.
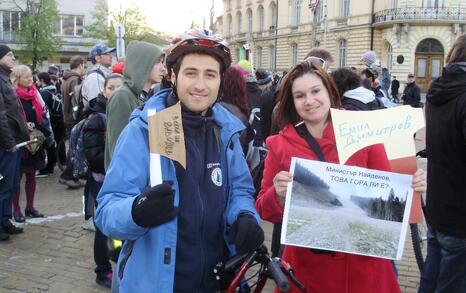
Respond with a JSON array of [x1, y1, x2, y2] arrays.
[[131, 102, 186, 229], [279, 106, 427, 259]]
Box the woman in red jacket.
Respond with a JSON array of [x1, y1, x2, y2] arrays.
[[255, 61, 426, 293]]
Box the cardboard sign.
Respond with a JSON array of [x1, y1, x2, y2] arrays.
[[147, 102, 186, 186], [282, 157, 413, 260], [331, 106, 426, 224], [330, 106, 424, 164]]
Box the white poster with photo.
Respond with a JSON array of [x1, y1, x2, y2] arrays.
[[281, 157, 413, 260]]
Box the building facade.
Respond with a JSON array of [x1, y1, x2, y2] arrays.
[[223, 0, 466, 92], [0, 0, 102, 70]]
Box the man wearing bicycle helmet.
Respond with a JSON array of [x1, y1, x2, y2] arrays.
[[95, 29, 264, 292]]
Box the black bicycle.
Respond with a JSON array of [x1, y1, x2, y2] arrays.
[[214, 245, 305, 293]]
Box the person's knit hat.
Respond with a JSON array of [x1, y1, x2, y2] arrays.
[[235, 59, 253, 76], [235, 59, 256, 83], [112, 61, 125, 74], [361, 50, 377, 66], [0, 45, 12, 60], [256, 70, 272, 85]]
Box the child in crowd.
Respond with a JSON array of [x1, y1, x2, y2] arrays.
[[82, 74, 123, 288]]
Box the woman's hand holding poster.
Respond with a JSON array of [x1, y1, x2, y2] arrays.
[[281, 106, 425, 260]]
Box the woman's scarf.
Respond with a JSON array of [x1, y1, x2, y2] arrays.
[[16, 84, 43, 125]]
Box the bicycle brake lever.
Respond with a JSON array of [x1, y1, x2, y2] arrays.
[[276, 258, 306, 292]]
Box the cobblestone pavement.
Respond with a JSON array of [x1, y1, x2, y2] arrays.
[[0, 127, 426, 293]]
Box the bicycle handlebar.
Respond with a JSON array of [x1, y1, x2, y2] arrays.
[[266, 257, 291, 292]]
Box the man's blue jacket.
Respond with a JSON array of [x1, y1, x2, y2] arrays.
[[95, 89, 259, 292]]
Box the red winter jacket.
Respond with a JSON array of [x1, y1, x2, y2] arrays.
[[255, 122, 400, 293]]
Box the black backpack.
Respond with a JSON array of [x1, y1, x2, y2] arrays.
[[43, 89, 63, 118]]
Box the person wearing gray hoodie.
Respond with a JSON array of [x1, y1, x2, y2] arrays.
[[105, 41, 165, 169]]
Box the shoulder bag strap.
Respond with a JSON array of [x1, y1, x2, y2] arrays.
[[295, 123, 326, 162]]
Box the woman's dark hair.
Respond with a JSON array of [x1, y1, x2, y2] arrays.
[[221, 66, 249, 117], [37, 72, 51, 85], [330, 68, 361, 98], [275, 61, 341, 130], [446, 34, 466, 63]]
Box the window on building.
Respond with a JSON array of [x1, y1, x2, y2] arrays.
[[62, 15, 75, 36], [269, 46, 276, 70], [315, 1, 324, 21], [56, 15, 84, 36], [0, 10, 21, 41], [247, 9, 253, 33], [294, 0, 301, 26], [75, 16, 84, 35], [291, 43, 298, 65], [227, 14, 232, 36], [422, 0, 445, 8], [339, 39, 347, 67], [236, 12, 242, 34], [341, 0, 350, 18], [269, 2, 277, 29], [391, 0, 397, 9], [258, 6, 264, 32], [257, 47, 263, 68], [386, 43, 393, 71]]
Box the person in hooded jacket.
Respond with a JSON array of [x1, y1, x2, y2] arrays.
[[82, 74, 123, 288], [331, 68, 385, 110], [59, 55, 86, 189], [418, 34, 466, 293], [104, 40, 165, 169], [255, 61, 426, 293], [95, 29, 263, 292]]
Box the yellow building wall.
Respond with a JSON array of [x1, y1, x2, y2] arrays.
[[224, 0, 465, 78]]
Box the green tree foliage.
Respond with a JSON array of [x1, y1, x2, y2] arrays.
[[350, 188, 406, 222], [294, 162, 330, 189], [85, 0, 168, 48], [13, 0, 61, 70]]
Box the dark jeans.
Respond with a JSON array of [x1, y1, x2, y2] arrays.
[[87, 174, 111, 276], [418, 226, 466, 293], [0, 149, 22, 225]]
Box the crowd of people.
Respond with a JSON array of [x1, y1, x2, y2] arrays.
[[0, 29, 464, 292]]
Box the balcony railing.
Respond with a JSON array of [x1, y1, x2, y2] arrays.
[[374, 7, 466, 24]]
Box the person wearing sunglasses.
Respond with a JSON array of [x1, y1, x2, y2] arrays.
[[304, 48, 334, 71]]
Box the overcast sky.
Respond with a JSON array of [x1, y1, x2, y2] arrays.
[[108, 0, 224, 36]]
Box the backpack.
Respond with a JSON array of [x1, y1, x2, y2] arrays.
[[69, 112, 106, 178], [42, 88, 63, 118], [72, 68, 106, 122]]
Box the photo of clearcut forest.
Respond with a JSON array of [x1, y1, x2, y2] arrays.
[[284, 159, 410, 259]]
